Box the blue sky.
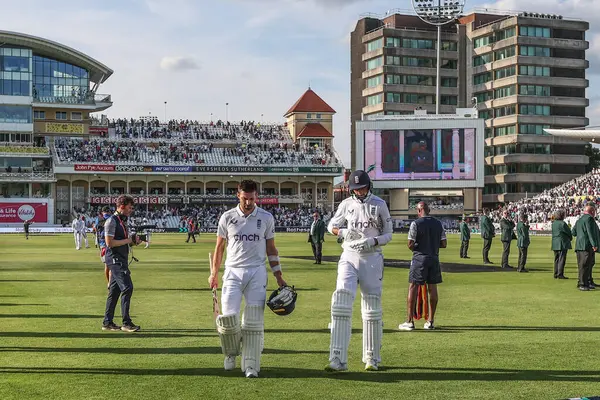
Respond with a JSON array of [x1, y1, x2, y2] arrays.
[[0, 0, 597, 166]]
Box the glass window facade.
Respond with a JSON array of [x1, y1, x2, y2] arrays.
[[495, 125, 516, 136], [473, 53, 492, 66], [520, 46, 550, 57], [0, 47, 32, 96], [33, 55, 89, 99], [520, 85, 550, 96], [520, 104, 550, 115], [366, 38, 383, 52], [520, 26, 551, 38], [366, 75, 382, 88], [495, 66, 516, 80], [519, 65, 550, 76], [367, 94, 382, 106], [0, 105, 32, 123], [473, 72, 492, 85], [495, 46, 516, 60], [494, 85, 516, 99], [520, 124, 550, 135]]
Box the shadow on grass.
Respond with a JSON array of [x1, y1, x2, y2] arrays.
[[0, 346, 327, 355], [139, 288, 213, 292], [0, 279, 66, 282], [0, 332, 203, 339], [445, 325, 600, 332], [0, 365, 598, 382], [0, 304, 49, 306], [0, 314, 99, 319], [0, 295, 24, 297]]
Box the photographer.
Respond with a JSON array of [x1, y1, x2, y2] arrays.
[[102, 195, 142, 332]]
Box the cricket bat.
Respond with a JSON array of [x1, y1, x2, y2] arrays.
[[209, 252, 220, 320]]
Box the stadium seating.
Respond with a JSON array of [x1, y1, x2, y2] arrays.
[[492, 168, 600, 223], [80, 204, 329, 228]]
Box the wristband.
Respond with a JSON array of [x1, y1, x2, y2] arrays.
[[338, 228, 347, 238], [268, 255, 280, 263], [271, 264, 282, 273]]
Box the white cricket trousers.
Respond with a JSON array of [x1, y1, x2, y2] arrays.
[[336, 251, 384, 298], [73, 231, 81, 249], [221, 266, 267, 315]]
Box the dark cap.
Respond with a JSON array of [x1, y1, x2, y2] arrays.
[[101, 206, 111, 213]]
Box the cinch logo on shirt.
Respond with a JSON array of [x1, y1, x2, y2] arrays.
[[234, 233, 260, 242], [352, 220, 379, 229]]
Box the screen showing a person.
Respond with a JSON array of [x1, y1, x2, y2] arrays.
[[364, 128, 476, 181]]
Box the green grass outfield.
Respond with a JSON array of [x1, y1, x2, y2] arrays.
[[1, 232, 599, 400]]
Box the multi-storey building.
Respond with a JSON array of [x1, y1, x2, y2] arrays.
[[351, 10, 589, 205]]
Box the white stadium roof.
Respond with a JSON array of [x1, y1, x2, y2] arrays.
[[544, 129, 600, 141]]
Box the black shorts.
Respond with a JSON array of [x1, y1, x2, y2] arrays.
[[409, 255, 442, 285]]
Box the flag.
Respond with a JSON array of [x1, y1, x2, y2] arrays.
[[412, 284, 429, 321]]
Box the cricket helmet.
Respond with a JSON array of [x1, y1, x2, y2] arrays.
[[266, 286, 297, 316]]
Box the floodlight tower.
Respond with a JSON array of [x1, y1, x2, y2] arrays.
[[412, 0, 465, 114]]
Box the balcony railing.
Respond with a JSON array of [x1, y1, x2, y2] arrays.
[[0, 144, 50, 156], [33, 93, 112, 105], [0, 171, 56, 182]]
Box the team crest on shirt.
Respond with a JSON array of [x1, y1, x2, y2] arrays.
[[230, 218, 238, 225], [257, 219, 262, 229], [369, 205, 377, 217]]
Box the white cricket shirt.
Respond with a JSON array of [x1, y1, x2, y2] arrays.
[[217, 205, 275, 269]]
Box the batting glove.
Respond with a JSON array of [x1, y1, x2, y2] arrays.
[[350, 237, 376, 252]]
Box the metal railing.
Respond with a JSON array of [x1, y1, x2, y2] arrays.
[[87, 193, 304, 200], [0, 171, 55, 181], [33, 93, 112, 105]]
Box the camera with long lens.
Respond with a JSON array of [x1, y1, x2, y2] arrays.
[[128, 224, 155, 245]]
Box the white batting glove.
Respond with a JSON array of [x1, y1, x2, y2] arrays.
[[338, 228, 363, 242], [350, 237, 376, 252]]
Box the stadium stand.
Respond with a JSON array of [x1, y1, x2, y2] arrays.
[[491, 168, 600, 223]]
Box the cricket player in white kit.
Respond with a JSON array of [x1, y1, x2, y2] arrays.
[[209, 180, 288, 378], [326, 170, 393, 372], [71, 216, 89, 250]]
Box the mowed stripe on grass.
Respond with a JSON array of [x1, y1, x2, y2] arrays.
[[0, 233, 599, 400]]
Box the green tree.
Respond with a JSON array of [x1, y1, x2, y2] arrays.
[[585, 144, 600, 173]]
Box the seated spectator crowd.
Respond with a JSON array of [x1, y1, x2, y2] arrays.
[[491, 168, 600, 223]]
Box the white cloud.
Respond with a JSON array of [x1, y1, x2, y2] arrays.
[[159, 56, 200, 71]]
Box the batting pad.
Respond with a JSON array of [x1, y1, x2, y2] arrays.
[[361, 294, 383, 364], [216, 314, 241, 356], [330, 289, 354, 364], [241, 305, 264, 373]]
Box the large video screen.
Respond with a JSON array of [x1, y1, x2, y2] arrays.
[[364, 128, 476, 181]]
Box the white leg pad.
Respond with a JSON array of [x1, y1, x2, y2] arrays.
[[241, 305, 264, 373], [361, 294, 382, 364], [216, 314, 241, 356], [330, 289, 354, 364]]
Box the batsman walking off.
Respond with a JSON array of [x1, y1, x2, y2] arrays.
[[326, 170, 393, 372], [208, 180, 288, 378]]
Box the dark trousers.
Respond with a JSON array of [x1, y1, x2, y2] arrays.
[[460, 240, 469, 258], [104, 263, 134, 325], [186, 232, 196, 243], [482, 239, 492, 263], [501, 241, 511, 268], [517, 247, 528, 271], [554, 250, 567, 277], [576, 250, 595, 287], [311, 239, 322, 263]]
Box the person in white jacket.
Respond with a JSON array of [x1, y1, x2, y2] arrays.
[[325, 170, 393, 372]]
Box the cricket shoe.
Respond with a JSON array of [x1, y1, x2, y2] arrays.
[[244, 367, 258, 378], [101, 322, 121, 331], [121, 322, 141, 332], [224, 355, 236, 371], [424, 320, 435, 330], [325, 357, 347, 372], [365, 359, 378, 371], [398, 321, 415, 331]]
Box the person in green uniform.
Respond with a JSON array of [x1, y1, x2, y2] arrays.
[[308, 211, 326, 264], [551, 209, 572, 279], [516, 213, 530, 273], [459, 216, 470, 259], [500, 210, 516, 269], [572, 204, 599, 291], [479, 209, 495, 264]]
